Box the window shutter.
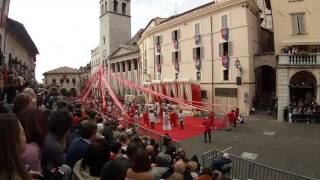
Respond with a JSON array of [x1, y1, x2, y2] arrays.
[[200, 47, 204, 59], [160, 35, 162, 44], [172, 52, 175, 63], [160, 55, 163, 65], [291, 15, 298, 34], [193, 48, 197, 60], [195, 23, 200, 35], [154, 36, 157, 45], [171, 31, 175, 41], [228, 42, 233, 56], [221, 15, 228, 28], [177, 29, 181, 39], [298, 14, 305, 33], [219, 43, 223, 57], [178, 51, 181, 62]]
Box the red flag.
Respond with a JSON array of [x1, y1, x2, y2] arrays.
[[0, 0, 10, 27]]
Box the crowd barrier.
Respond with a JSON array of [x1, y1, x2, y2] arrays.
[[201, 150, 319, 180]]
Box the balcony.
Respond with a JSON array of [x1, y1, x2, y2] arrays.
[[278, 53, 320, 65]]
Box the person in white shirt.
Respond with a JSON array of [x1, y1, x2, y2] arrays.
[[178, 110, 185, 129], [163, 110, 172, 131], [149, 110, 157, 129]]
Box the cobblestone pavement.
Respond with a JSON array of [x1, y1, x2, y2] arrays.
[[181, 113, 320, 178]]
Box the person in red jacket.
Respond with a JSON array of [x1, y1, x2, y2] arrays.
[[170, 109, 178, 128], [142, 109, 150, 126], [226, 110, 235, 130], [203, 116, 214, 143]]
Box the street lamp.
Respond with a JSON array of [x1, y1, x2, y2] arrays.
[[234, 57, 242, 75]]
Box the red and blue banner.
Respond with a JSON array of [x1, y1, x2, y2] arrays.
[[222, 56, 229, 70], [221, 28, 229, 41]]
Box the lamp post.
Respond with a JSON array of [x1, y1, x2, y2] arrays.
[[235, 57, 242, 85]]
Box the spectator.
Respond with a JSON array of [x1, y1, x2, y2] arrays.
[[12, 93, 32, 114], [151, 153, 172, 180], [66, 120, 97, 168], [198, 168, 213, 180], [211, 153, 232, 175], [101, 158, 131, 180], [188, 161, 198, 179], [73, 140, 110, 180], [0, 113, 32, 180], [110, 141, 122, 160], [42, 108, 72, 177], [174, 160, 186, 175], [283, 106, 289, 122], [126, 149, 153, 180], [17, 105, 48, 172], [22, 87, 37, 105]]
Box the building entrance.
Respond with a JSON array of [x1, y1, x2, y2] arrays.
[[290, 71, 317, 104]]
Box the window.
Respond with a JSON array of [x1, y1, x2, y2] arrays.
[[219, 42, 232, 57], [195, 23, 200, 35], [72, 78, 76, 83], [101, 4, 104, 15], [171, 29, 180, 41], [60, 78, 64, 84], [175, 73, 179, 80], [201, 90, 207, 98], [103, 36, 106, 45], [157, 74, 161, 80], [112, 64, 115, 72], [52, 78, 56, 84], [143, 58, 147, 72], [193, 47, 204, 60], [113, 0, 118, 12], [154, 35, 162, 45], [155, 55, 162, 65], [66, 78, 70, 83], [122, 3, 126, 14], [117, 63, 120, 72], [196, 72, 201, 81], [105, 2, 108, 12], [291, 13, 305, 34], [221, 15, 228, 28], [223, 69, 229, 81], [172, 51, 181, 63]]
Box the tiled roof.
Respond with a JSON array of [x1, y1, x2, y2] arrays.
[[43, 66, 82, 75]]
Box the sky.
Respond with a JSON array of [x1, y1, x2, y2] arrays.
[[9, 0, 209, 82]]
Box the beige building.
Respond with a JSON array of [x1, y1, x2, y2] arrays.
[[271, 0, 320, 120], [43, 67, 82, 97], [0, 18, 38, 87], [138, 0, 263, 115]]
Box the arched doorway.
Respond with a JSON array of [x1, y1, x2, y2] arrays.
[[290, 71, 317, 103], [69, 88, 78, 97], [60, 88, 68, 97], [255, 65, 276, 110]]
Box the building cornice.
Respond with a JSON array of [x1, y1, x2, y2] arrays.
[[138, 0, 259, 45]]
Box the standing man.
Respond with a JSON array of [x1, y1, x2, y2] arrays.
[[203, 115, 214, 143], [178, 110, 185, 129]]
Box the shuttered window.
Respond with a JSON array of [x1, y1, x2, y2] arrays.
[[291, 13, 306, 34], [195, 23, 200, 35], [221, 15, 228, 28]]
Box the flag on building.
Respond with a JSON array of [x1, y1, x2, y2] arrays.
[[0, 0, 10, 27]]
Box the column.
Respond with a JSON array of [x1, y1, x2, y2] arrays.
[[317, 84, 320, 104], [277, 68, 290, 121]]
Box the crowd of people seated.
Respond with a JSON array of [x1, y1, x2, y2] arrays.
[[283, 100, 320, 122], [0, 86, 233, 180]]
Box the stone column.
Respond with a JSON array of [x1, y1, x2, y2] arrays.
[[317, 84, 320, 104], [277, 68, 289, 121]]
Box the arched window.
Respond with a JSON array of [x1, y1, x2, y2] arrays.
[[101, 4, 104, 15], [72, 78, 76, 84], [122, 3, 126, 14], [113, 0, 118, 12], [66, 78, 70, 83], [52, 78, 56, 84], [105, 2, 108, 12]]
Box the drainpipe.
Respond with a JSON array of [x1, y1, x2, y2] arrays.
[[210, 16, 214, 111]]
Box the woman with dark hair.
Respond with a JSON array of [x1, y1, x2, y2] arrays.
[[16, 105, 48, 172], [73, 140, 110, 179], [0, 113, 31, 180], [126, 149, 152, 180]]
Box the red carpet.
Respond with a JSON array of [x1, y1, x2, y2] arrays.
[[139, 117, 206, 141]]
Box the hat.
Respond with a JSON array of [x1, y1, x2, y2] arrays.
[[223, 153, 230, 159]]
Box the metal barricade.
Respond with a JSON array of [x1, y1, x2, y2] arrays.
[[202, 150, 319, 180]]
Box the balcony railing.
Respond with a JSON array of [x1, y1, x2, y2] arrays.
[[278, 53, 320, 65]]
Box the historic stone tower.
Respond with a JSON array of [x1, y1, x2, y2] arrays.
[[99, 0, 131, 58]]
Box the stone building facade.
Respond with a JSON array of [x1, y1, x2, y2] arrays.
[[43, 67, 82, 96], [270, 0, 320, 120], [138, 0, 262, 115]]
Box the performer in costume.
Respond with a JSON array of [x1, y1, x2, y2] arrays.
[[163, 110, 172, 131], [143, 109, 150, 126], [149, 110, 156, 129], [178, 110, 185, 129], [203, 115, 214, 143], [170, 109, 178, 128]]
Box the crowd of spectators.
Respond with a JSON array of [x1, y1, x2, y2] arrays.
[[0, 86, 232, 180], [284, 100, 320, 122]]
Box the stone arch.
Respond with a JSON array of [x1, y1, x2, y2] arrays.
[[255, 65, 276, 110], [60, 88, 68, 97], [113, 0, 118, 12], [289, 71, 317, 103], [122, 2, 126, 14], [69, 88, 78, 97]]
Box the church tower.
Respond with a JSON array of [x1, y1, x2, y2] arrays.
[[99, 0, 131, 59]]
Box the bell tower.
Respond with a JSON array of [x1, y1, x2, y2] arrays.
[[99, 0, 131, 59]]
